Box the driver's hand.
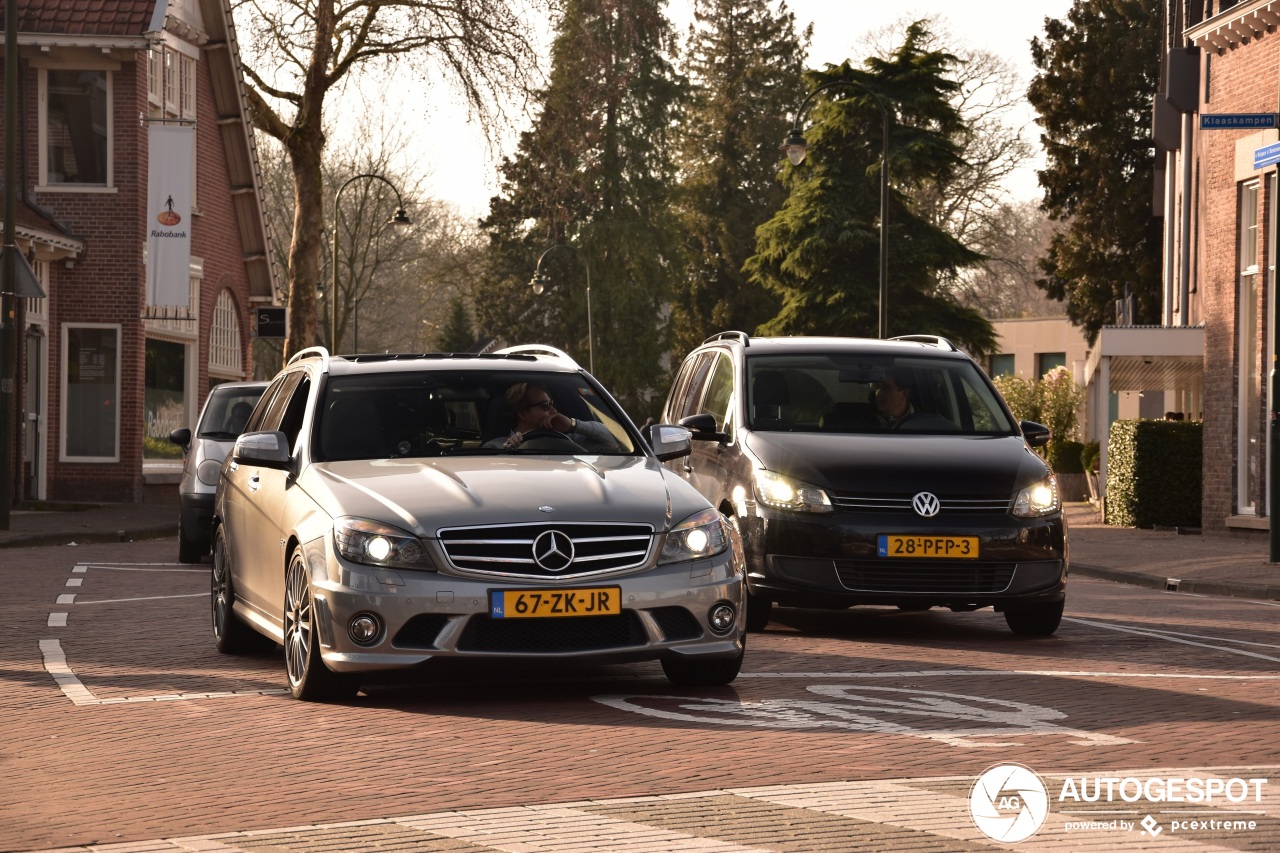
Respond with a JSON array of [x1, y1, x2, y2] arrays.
[[502, 431, 525, 449], [548, 413, 575, 433]]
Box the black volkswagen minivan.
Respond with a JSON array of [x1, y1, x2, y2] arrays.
[[660, 332, 1067, 635]]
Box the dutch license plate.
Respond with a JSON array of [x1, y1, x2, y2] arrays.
[[489, 587, 622, 619], [877, 535, 979, 559]]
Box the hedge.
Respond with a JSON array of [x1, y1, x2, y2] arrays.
[[1104, 419, 1202, 528]]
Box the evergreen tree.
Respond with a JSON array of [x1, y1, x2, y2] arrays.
[[744, 23, 996, 354], [1028, 0, 1161, 344], [669, 0, 810, 356], [477, 0, 685, 413], [437, 295, 476, 352]]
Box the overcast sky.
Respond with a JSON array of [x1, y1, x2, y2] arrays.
[[372, 0, 1075, 218]]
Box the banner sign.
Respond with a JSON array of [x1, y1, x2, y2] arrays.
[[145, 125, 194, 308], [1200, 113, 1279, 130]]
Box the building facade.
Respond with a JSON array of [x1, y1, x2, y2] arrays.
[[1, 0, 277, 503]]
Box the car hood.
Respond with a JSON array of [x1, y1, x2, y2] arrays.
[[742, 431, 1051, 496], [300, 455, 699, 536]]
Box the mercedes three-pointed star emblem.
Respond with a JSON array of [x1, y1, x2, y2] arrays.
[[532, 529, 575, 572]]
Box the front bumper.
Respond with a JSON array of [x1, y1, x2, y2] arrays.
[[739, 506, 1067, 609], [298, 538, 746, 674], [178, 491, 215, 548]]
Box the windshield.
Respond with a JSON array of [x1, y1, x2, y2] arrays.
[[197, 385, 266, 439], [746, 354, 1018, 435], [314, 370, 639, 460]]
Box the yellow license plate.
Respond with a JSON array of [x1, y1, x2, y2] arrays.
[[489, 587, 622, 618], [877, 535, 979, 559]]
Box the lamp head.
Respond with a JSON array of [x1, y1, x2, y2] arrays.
[[529, 273, 548, 296], [781, 128, 809, 166], [390, 208, 412, 227]]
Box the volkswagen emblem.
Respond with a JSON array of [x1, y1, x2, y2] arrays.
[[532, 529, 575, 572], [912, 492, 941, 518]]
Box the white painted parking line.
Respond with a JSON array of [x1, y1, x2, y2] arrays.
[[56, 594, 75, 604], [738, 670, 1280, 680], [65, 578, 82, 587], [75, 593, 206, 605], [47, 613, 67, 627], [1065, 617, 1280, 663], [72, 565, 87, 573]]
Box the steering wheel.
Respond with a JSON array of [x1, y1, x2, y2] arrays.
[[517, 429, 583, 452]]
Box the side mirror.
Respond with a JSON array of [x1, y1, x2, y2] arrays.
[[233, 430, 291, 468], [678, 413, 728, 443], [168, 427, 191, 449], [649, 424, 693, 461], [1020, 420, 1052, 449]]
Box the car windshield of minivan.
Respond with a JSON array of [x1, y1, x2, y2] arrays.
[[197, 386, 266, 439], [313, 370, 637, 460], [746, 355, 1018, 435]]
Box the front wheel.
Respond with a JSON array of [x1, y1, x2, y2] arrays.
[[1004, 599, 1065, 636], [284, 551, 359, 701]]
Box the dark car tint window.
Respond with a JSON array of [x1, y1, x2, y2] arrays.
[[702, 353, 735, 434], [244, 374, 289, 433], [313, 370, 639, 460], [745, 354, 1017, 435], [669, 351, 717, 422], [257, 372, 303, 433]]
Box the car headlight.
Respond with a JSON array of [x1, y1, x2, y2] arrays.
[[753, 469, 833, 513], [1012, 475, 1060, 517], [333, 517, 436, 570], [660, 508, 729, 564]]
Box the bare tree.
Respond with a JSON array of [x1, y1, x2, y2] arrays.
[[950, 200, 1064, 319], [232, 0, 547, 357]]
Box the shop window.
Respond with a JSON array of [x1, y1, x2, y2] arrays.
[[62, 325, 120, 461], [988, 354, 1014, 377], [145, 339, 187, 461], [41, 69, 111, 187]]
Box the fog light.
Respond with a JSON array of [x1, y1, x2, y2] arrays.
[[708, 602, 736, 634], [348, 613, 382, 645]]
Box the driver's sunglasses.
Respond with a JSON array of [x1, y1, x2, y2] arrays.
[[524, 398, 555, 412]]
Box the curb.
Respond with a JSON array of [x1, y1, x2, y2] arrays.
[[1072, 563, 1280, 602], [0, 525, 177, 550]]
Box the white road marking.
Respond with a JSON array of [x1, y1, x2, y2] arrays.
[[1123, 626, 1280, 650], [56, 594, 76, 604], [74, 593, 206, 605], [48, 613, 67, 627], [1065, 617, 1280, 663], [65, 578, 82, 587], [72, 565, 87, 573], [738, 670, 1280, 680], [37, 639, 285, 706]]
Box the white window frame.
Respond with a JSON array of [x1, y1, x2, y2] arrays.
[[1238, 180, 1261, 515], [35, 63, 116, 191], [61, 323, 121, 463], [209, 289, 245, 380]]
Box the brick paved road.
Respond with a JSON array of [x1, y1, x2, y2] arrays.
[[2, 539, 1278, 852]]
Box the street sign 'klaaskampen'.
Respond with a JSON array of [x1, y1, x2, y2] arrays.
[[1201, 113, 1279, 130]]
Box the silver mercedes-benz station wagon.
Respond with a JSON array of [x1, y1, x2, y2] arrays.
[[212, 345, 746, 701]]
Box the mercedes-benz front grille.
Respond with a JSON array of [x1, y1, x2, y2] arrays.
[[831, 493, 1012, 514], [438, 522, 654, 578]]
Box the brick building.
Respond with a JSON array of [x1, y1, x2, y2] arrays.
[[1149, 1, 1280, 534], [0, 0, 277, 503]]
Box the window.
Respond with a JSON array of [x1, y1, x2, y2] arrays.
[[702, 354, 735, 434], [62, 325, 120, 461], [988, 354, 1015, 377], [147, 43, 198, 207], [41, 69, 112, 186], [145, 338, 187, 460], [1035, 352, 1066, 379], [209, 290, 244, 379], [1238, 181, 1262, 514]]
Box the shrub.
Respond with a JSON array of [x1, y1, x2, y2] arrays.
[[1104, 419, 1201, 528], [1080, 440, 1100, 472]]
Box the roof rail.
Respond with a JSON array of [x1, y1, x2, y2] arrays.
[[888, 334, 958, 352], [493, 344, 581, 368], [702, 330, 751, 347], [287, 345, 331, 367]]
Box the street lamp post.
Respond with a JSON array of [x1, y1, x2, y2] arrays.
[[781, 78, 890, 339], [529, 244, 593, 375], [331, 173, 411, 352]]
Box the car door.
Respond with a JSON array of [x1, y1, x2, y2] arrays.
[[225, 370, 304, 623], [685, 352, 738, 505]]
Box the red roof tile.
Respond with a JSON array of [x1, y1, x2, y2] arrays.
[[19, 0, 158, 38]]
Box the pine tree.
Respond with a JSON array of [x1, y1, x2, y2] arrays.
[[437, 295, 476, 352], [744, 22, 996, 354], [1028, 0, 1161, 344], [477, 0, 685, 413], [669, 0, 810, 356]]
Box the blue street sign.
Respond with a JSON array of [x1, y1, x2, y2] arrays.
[[1201, 113, 1279, 130], [1256, 141, 1280, 170]]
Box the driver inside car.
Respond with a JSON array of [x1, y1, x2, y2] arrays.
[[484, 381, 618, 452]]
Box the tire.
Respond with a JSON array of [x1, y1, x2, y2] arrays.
[[1004, 599, 1065, 636], [661, 643, 745, 687], [744, 590, 773, 632], [178, 526, 205, 564], [211, 528, 275, 655], [284, 550, 359, 701]]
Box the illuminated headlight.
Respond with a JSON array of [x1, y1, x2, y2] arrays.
[[753, 469, 832, 513], [333, 517, 436, 570], [196, 459, 223, 487], [1012, 475, 1061, 517], [660, 508, 729, 564]]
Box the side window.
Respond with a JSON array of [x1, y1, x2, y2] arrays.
[[244, 375, 288, 433], [674, 352, 717, 421], [257, 372, 303, 432], [663, 359, 697, 422], [702, 354, 735, 434], [278, 376, 312, 452]]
